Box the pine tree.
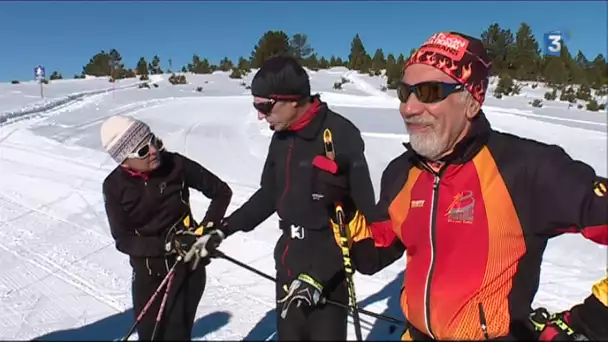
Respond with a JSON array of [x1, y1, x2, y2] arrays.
[[148, 55, 162, 75], [329, 55, 337, 67], [371, 48, 386, 72], [396, 53, 406, 67], [289, 33, 314, 62], [386, 53, 396, 67], [108, 49, 126, 79], [543, 56, 568, 86], [250, 30, 291, 68], [335, 56, 346, 67], [136, 57, 149, 75], [187, 54, 212, 74], [481, 23, 515, 75], [83, 50, 113, 77], [588, 54, 607, 89], [385, 53, 403, 89], [512, 23, 541, 81], [348, 34, 371, 71], [49, 71, 63, 80], [304, 53, 319, 70], [237, 57, 251, 72], [318, 56, 329, 69], [219, 57, 233, 72]]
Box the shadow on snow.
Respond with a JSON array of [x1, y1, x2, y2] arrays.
[[33, 309, 231, 341]]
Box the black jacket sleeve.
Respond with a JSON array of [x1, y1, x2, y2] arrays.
[[180, 155, 233, 225], [344, 130, 377, 220], [102, 177, 167, 257], [224, 138, 277, 235], [533, 145, 607, 245], [567, 277, 608, 340], [351, 156, 407, 275]]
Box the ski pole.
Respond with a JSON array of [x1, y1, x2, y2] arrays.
[[211, 250, 407, 327], [122, 256, 182, 341], [150, 269, 176, 340], [323, 127, 362, 340], [335, 203, 363, 340]]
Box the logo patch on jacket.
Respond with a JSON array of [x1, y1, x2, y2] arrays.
[[593, 181, 607, 197], [445, 191, 475, 223]]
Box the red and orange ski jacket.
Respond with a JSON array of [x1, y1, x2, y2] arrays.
[[352, 111, 608, 340]]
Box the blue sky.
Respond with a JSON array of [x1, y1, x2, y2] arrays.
[[1, 1, 606, 81]]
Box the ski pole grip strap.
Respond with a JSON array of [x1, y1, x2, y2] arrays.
[[297, 273, 323, 291]]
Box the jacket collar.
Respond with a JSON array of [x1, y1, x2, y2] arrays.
[[277, 101, 329, 141], [404, 110, 492, 166]]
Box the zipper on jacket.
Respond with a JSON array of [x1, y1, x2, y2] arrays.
[[478, 302, 489, 340], [422, 164, 447, 340], [278, 139, 294, 216]]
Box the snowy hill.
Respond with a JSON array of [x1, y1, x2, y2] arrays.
[[0, 68, 606, 340]]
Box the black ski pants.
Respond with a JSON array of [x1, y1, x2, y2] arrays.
[[130, 255, 207, 340], [274, 223, 350, 341]]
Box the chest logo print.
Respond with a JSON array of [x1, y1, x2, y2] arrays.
[[445, 190, 475, 224], [411, 200, 425, 208]]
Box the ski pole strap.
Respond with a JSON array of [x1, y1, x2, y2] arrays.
[[529, 308, 590, 341], [297, 273, 324, 292]]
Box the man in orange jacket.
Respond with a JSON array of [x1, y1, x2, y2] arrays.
[[351, 31, 608, 340]]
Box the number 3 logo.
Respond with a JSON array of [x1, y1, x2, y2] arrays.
[[547, 34, 562, 53]]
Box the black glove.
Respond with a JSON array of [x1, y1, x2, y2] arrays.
[[166, 230, 198, 258], [530, 308, 590, 341], [277, 273, 324, 319]]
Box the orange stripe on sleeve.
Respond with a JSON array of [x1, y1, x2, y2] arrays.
[[389, 167, 423, 241]]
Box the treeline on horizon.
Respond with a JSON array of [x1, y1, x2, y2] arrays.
[[11, 22, 608, 94]]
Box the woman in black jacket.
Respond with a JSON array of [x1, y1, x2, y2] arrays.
[[100, 115, 232, 340]]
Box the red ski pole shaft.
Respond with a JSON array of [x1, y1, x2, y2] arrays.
[[151, 271, 175, 340], [122, 256, 182, 341]]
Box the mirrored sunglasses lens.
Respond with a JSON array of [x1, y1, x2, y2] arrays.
[[416, 83, 443, 103], [397, 83, 412, 103]]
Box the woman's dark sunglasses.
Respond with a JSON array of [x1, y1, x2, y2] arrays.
[[397, 81, 465, 104], [253, 99, 276, 116], [128, 134, 164, 159]]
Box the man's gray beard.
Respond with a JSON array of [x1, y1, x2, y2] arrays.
[[408, 129, 447, 161]]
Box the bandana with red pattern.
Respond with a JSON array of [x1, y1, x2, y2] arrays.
[[404, 32, 492, 104]]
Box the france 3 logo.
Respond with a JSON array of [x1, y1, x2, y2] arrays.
[[543, 30, 570, 57]]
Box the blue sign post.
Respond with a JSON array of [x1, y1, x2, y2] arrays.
[[34, 65, 46, 98], [34, 65, 45, 79]]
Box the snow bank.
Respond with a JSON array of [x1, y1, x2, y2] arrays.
[[0, 75, 163, 125]]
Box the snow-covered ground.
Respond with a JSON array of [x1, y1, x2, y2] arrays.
[[0, 68, 606, 340]]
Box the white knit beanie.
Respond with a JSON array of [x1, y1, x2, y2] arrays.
[[100, 115, 152, 163]]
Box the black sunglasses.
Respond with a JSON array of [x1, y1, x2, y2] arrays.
[[253, 94, 306, 116], [397, 81, 465, 104], [253, 99, 277, 116], [127, 134, 164, 159]]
